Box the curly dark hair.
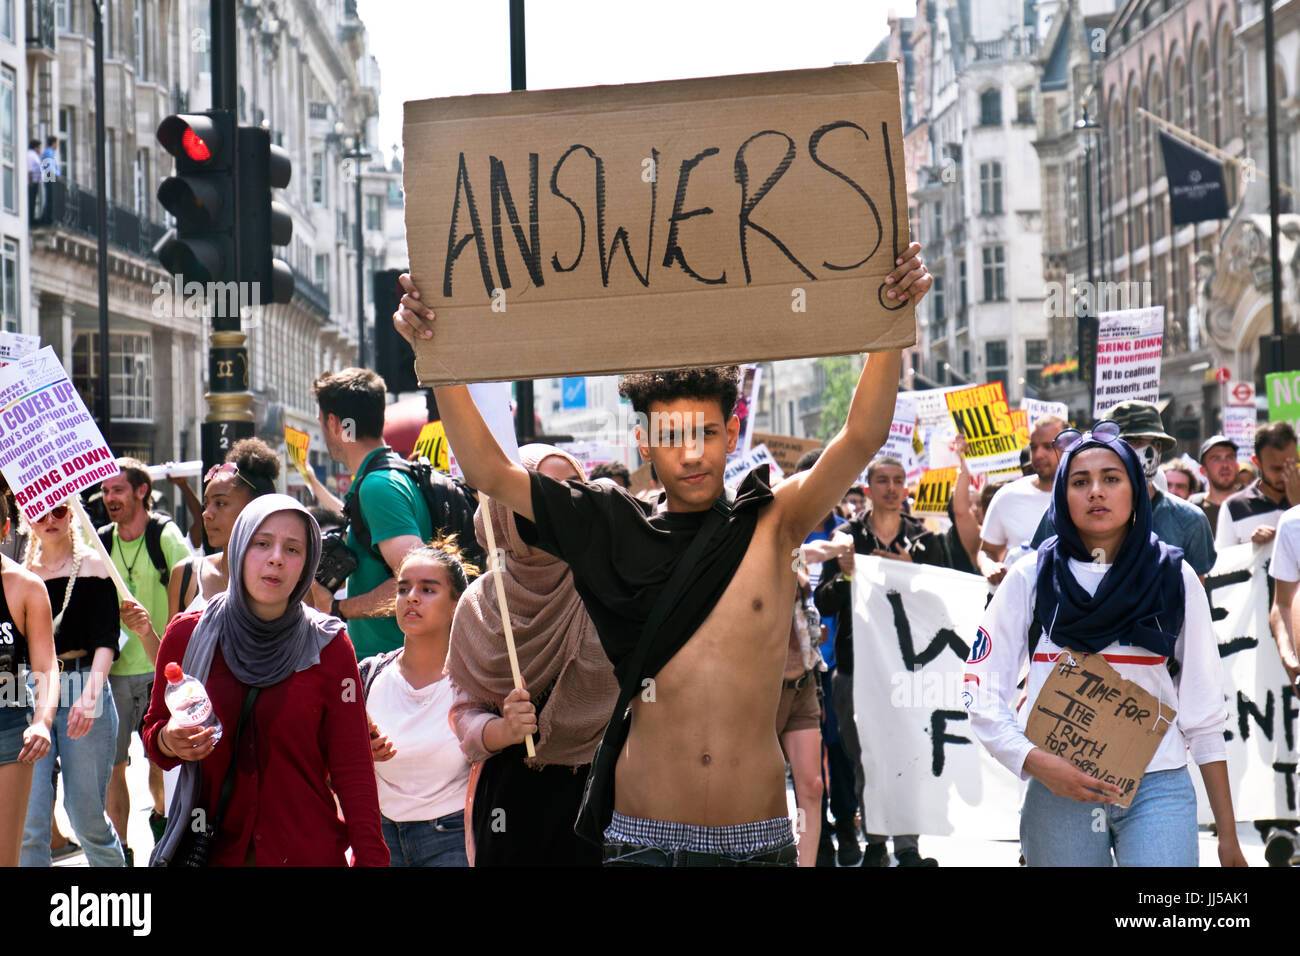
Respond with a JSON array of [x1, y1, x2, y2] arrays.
[[225, 437, 281, 496], [617, 366, 741, 418]]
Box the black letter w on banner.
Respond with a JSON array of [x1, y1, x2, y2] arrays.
[[886, 590, 969, 670]]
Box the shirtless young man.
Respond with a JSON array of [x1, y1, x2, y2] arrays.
[[393, 243, 931, 866]]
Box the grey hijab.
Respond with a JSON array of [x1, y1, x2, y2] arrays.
[[150, 494, 344, 866]]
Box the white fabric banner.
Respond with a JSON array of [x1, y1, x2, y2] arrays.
[[1196, 543, 1299, 823], [850, 556, 1021, 838]]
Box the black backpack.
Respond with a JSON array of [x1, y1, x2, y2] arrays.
[[345, 450, 486, 572], [98, 513, 176, 587]]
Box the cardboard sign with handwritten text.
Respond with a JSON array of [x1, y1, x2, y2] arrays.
[[404, 64, 913, 385], [1025, 653, 1176, 808]]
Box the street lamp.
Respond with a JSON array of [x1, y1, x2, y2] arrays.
[[340, 130, 371, 369], [1074, 108, 1102, 390]]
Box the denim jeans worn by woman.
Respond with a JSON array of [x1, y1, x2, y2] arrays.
[[381, 810, 468, 867]]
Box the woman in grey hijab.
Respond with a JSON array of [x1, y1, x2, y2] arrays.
[[142, 495, 388, 866]]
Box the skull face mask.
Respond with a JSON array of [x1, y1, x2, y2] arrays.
[[1132, 441, 1160, 480]]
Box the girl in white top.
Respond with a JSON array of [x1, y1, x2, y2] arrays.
[[362, 537, 478, 867], [965, 421, 1246, 867]]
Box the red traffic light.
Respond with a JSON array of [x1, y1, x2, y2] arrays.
[[181, 127, 211, 162]]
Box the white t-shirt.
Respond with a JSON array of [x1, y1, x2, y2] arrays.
[[366, 657, 471, 822], [980, 475, 1053, 554], [964, 557, 1227, 783], [1269, 504, 1300, 582]]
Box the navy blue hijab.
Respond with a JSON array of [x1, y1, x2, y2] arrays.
[[1034, 433, 1185, 657]]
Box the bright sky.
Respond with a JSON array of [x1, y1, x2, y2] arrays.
[[356, 0, 912, 162]]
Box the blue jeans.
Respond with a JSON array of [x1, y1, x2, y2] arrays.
[[381, 811, 468, 867], [21, 671, 124, 867], [1021, 767, 1198, 867]]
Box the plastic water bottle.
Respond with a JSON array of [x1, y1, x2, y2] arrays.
[[163, 662, 223, 744]]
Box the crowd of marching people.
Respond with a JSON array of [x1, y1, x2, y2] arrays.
[[0, 241, 1296, 868]]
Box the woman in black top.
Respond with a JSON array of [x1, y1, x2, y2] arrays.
[[20, 500, 126, 866], [0, 489, 57, 866]]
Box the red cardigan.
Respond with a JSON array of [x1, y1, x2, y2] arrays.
[[143, 611, 389, 867]]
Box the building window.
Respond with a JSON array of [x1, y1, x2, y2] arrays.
[[980, 162, 1003, 215], [56, 0, 70, 31], [981, 246, 1006, 302], [931, 275, 945, 327], [312, 151, 324, 205], [72, 332, 153, 421], [387, 180, 403, 208], [133, 150, 147, 218], [980, 88, 1002, 126], [1016, 87, 1033, 123], [958, 257, 967, 311], [58, 108, 72, 182], [1, 238, 16, 332], [0, 67, 13, 216], [985, 339, 1008, 386], [0, 0, 13, 41], [365, 193, 382, 231], [197, 0, 211, 74], [931, 200, 943, 240], [315, 253, 328, 289], [1025, 338, 1046, 387], [962, 349, 970, 377]]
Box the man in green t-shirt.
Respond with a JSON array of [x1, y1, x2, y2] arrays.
[[101, 459, 193, 865], [312, 368, 432, 660]]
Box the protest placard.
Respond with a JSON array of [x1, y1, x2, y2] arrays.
[[723, 443, 783, 490], [557, 440, 623, 476], [0, 331, 40, 367], [751, 432, 821, 474], [413, 420, 451, 472], [285, 425, 311, 478], [1093, 306, 1164, 418], [403, 64, 913, 385], [1221, 404, 1257, 463], [850, 556, 1018, 838], [1266, 370, 1300, 433], [1022, 397, 1069, 429], [883, 392, 917, 466], [0, 347, 119, 525], [910, 385, 964, 428], [914, 467, 956, 516], [943, 382, 1019, 476], [1025, 652, 1175, 808], [444, 382, 521, 480]]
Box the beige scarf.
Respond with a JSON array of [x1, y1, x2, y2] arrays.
[[446, 445, 618, 768]]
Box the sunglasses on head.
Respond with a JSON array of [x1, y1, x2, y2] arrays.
[[1052, 420, 1122, 455], [35, 504, 69, 523], [204, 461, 258, 492]]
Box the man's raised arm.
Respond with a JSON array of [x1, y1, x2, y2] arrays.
[[774, 242, 931, 542], [394, 274, 534, 522]]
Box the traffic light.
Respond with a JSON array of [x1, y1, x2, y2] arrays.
[[154, 110, 236, 283], [237, 126, 294, 305]]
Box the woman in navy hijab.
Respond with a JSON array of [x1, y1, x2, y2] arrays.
[[964, 422, 1246, 866]]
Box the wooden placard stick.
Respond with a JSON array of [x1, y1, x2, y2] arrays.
[[476, 493, 535, 758], [70, 495, 132, 601]]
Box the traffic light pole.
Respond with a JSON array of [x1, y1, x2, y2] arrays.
[[200, 0, 252, 473], [355, 149, 366, 369], [509, 0, 535, 444], [92, 1, 110, 447]]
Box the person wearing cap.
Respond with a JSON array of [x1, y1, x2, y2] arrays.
[[1214, 422, 1300, 550], [1189, 436, 1243, 533], [1029, 401, 1216, 577]]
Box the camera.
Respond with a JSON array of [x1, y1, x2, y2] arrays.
[[316, 530, 359, 593]]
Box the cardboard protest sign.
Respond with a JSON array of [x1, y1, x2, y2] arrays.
[[284, 426, 311, 478], [914, 467, 956, 516], [0, 331, 40, 367], [403, 64, 913, 385], [723, 443, 783, 490], [0, 347, 119, 524], [1266, 371, 1300, 433], [1093, 307, 1164, 418], [1025, 652, 1175, 808], [751, 432, 821, 474], [1022, 397, 1069, 429], [413, 420, 451, 472], [850, 556, 1018, 838], [943, 382, 1019, 476], [1221, 404, 1257, 464]]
